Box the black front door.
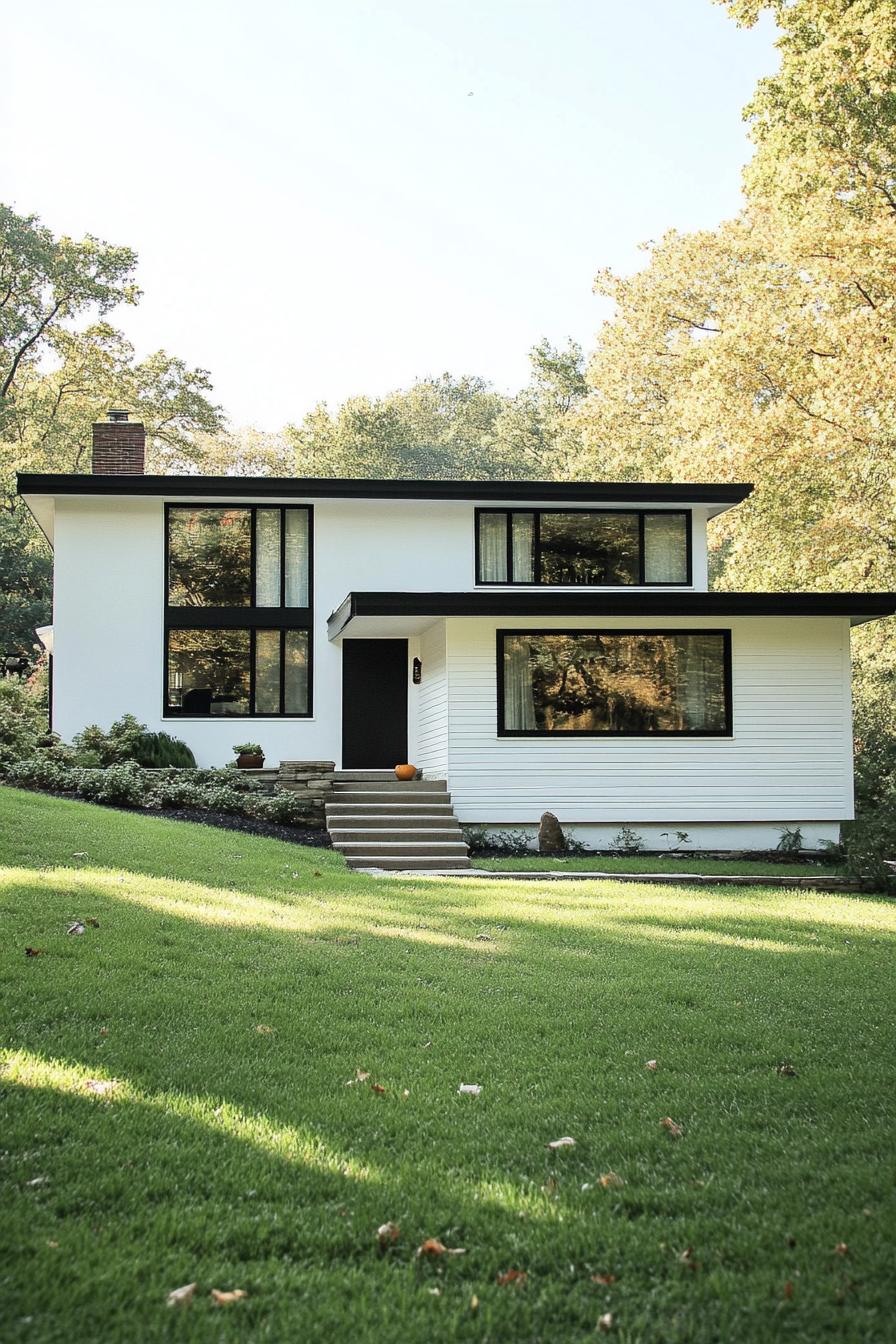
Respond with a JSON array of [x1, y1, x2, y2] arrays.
[[342, 639, 408, 768]]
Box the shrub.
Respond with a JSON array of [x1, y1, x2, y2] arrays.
[[72, 714, 147, 766], [252, 789, 316, 827], [130, 731, 196, 768], [0, 679, 45, 765], [72, 764, 148, 808], [5, 756, 75, 792]]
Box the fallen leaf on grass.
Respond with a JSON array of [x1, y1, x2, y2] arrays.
[[210, 1289, 247, 1305], [402, 1089, 410, 1099], [46, 1240, 59, 1249], [470, 1294, 479, 1313], [496, 1269, 527, 1286], [834, 1242, 849, 1256], [345, 1069, 370, 1085], [458, 1084, 481, 1096], [598, 1311, 614, 1332], [26, 1176, 48, 1187], [377, 1221, 400, 1251], [85, 918, 100, 928], [476, 933, 493, 942], [678, 1246, 699, 1270], [660, 1117, 683, 1138], [783, 1281, 794, 1300], [591, 1273, 617, 1285], [67, 922, 86, 936], [416, 1238, 466, 1258], [255, 1024, 275, 1034], [71, 852, 88, 858], [25, 947, 44, 957], [371, 1083, 386, 1095], [166, 1283, 196, 1307], [777, 1062, 797, 1077], [645, 1060, 658, 1071], [599, 1172, 624, 1189], [313, 870, 322, 877], [99, 1027, 109, 1036], [547, 1136, 576, 1149], [85, 1078, 117, 1096]]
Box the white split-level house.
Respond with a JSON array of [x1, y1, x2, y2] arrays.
[[17, 412, 896, 861]]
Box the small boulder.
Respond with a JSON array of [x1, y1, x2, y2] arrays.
[[538, 811, 566, 856]]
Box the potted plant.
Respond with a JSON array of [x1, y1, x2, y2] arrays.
[[234, 742, 265, 769]]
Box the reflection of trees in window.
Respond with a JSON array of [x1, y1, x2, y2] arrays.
[[502, 632, 728, 734], [167, 629, 250, 715], [167, 628, 310, 716], [539, 514, 639, 585], [168, 508, 251, 607]]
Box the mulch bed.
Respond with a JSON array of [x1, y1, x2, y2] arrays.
[[152, 806, 331, 847]]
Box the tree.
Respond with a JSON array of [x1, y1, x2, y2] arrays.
[[0, 204, 225, 651], [579, 0, 896, 873]]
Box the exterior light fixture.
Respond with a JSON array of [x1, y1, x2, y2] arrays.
[[412, 657, 422, 684]]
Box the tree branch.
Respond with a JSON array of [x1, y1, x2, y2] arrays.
[[0, 296, 67, 399]]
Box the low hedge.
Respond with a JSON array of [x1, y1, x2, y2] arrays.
[[2, 759, 322, 828]]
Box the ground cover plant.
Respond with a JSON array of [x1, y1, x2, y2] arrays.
[[2, 784, 895, 1342]]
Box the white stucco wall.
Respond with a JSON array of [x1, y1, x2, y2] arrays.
[[440, 614, 854, 843]]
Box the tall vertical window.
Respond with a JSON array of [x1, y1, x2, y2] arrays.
[[164, 504, 312, 717], [476, 509, 691, 586], [498, 630, 731, 735]]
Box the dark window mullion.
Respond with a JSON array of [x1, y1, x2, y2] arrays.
[[534, 511, 542, 585], [249, 628, 257, 717]]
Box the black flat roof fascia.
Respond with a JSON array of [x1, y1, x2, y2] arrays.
[[328, 590, 896, 638], [16, 472, 754, 506]]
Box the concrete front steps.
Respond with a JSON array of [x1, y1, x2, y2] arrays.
[[326, 771, 471, 871]]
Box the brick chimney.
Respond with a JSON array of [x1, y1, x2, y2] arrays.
[[91, 409, 145, 474]]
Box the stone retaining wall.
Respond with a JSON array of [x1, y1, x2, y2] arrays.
[[277, 761, 337, 829]]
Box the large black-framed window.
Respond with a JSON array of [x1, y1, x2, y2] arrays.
[[476, 509, 691, 587], [164, 503, 313, 718], [497, 629, 732, 737]]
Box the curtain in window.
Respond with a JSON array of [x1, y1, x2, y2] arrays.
[[503, 636, 537, 730], [644, 514, 688, 583], [284, 630, 309, 713], [255, 510, 281, 606], [677, 633, 723, 730], [254, 629, 280, 713], [285, 510, 310, 607], [511, 513, 535, 582], [479, 513, 508, 582]]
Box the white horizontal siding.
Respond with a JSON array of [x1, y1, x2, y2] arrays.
[[415, 621, 448, 779], [444, 616, 854, 823]]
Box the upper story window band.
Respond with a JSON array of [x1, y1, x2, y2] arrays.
[[476, 509, 690, 586]]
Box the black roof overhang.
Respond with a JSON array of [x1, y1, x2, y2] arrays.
[[327, 591, 896, 639], [16, 472, 754, 506]]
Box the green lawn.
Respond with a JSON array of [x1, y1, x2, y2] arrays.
[[473, 855, 847, 878], [2, 785, 894, 1343]]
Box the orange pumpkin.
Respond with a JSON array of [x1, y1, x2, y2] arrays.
[[394, 763, 417, 781]]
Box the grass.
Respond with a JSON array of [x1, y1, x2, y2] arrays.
[[473, 855, 847, 877], [1, 784, 894, 1343]]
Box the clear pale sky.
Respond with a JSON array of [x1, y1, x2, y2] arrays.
[[5, 0, 777, 430]]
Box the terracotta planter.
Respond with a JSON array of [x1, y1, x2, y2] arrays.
[[394, 763, 417, 781], [237, 752, 265, 769]]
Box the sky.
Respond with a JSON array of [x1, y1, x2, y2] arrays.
[[4, 0, 777, 431]]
